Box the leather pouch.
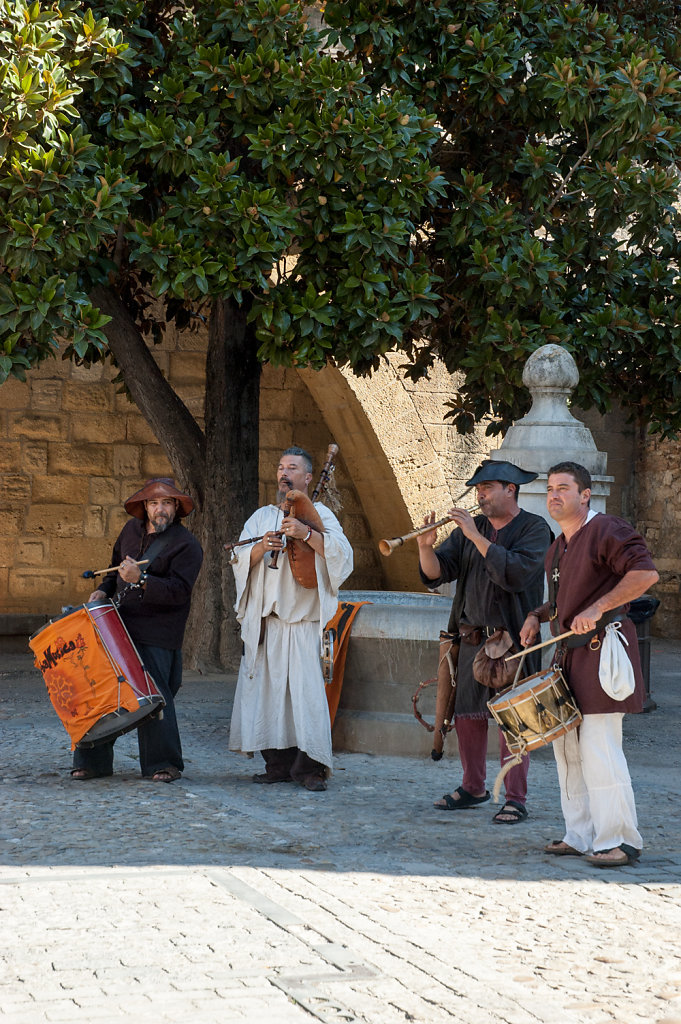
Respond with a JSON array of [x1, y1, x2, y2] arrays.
[[459, 624, 483, 646], [472, 629, 517, 689]]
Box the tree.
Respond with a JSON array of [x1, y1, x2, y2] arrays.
[[323, 0, 681, 437], [0, 1, 444, 666], [5, 1, 681, 668]]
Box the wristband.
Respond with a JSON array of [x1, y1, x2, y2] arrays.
[[303, 528, 312, 543]]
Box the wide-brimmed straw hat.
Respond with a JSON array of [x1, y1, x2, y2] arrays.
[[466, 460, 537, 487], [124, 478, 194, 520]]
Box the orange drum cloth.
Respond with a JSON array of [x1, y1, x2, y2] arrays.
[[29, 607, 139, 750]]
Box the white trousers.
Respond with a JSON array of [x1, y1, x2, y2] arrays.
[[553, 714, 642, 854]]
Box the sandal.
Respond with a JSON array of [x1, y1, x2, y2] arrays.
[[70, 768, 97, 781], [151, 766, 182, 783], [544, 840, 584, 857], [585, 845, 641, 867], [434, 786, 490, 810], [492, 801, 528, 824]]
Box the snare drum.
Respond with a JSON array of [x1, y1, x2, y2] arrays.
[[29, 601, 165, 751], [487, 667, 582, 754]]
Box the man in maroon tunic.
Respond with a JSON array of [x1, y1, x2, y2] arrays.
[[520, 462, 658, 867]]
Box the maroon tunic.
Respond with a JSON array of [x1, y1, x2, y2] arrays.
[[548, 514, 656, 715]]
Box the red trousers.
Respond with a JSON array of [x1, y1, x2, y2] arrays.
[[455, 717, 529, 805]]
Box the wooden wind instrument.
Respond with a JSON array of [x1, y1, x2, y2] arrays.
[[379, 504, 480, 557], [269, 443, 339, 586], [223, 534, 270, 560]]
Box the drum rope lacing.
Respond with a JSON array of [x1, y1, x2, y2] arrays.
[[489, 646, 582, 803]]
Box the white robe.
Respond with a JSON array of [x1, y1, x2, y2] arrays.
[[229, 503, 353, 769]]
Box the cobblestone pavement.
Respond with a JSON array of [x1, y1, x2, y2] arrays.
[[1, 640, 680, 1024]]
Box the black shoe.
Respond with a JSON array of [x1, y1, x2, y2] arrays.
[[301, 774, 327, 792], [252, 772, 292, 784]]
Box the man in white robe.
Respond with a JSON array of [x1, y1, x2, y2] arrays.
[[229, 447, 353, 791]]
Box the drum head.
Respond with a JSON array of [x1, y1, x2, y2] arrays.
[[29, 600, 113, 640]]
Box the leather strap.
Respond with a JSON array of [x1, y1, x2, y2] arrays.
[[563, 606, 625, 647]]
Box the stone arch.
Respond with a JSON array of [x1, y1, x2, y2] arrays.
[[297, 358, 494, 590]]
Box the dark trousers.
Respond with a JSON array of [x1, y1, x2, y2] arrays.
[[261, 747, 326, 783], [73, 645, 184, 778]]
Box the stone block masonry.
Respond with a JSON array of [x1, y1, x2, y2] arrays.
[[0, 336, 385, 620], [0, 323, 676, 637], [0, 355, 173, 616]]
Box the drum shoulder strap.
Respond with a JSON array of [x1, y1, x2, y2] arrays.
[[140, 520, 185, 571]]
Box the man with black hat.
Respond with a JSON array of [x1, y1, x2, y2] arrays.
[[417, 460, 551, 823], [71, 478, 203, 783]]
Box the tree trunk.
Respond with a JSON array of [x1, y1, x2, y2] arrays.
[[184, 296, 261, 670], [90, 284, 207, 504], [91, 285, 261, 670]]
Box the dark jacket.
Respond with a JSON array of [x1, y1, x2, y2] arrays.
[[419, 509, 552, 651], [98, 518, 203, 649]]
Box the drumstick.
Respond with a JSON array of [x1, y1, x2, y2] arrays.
[[82, 559, 149, 580], [505, 630, 575, 660]]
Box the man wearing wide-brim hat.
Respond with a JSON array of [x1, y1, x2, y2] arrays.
[[72, 478, 203, 783], [417, 460, 552, 823]]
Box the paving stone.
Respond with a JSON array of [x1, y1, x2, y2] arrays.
[[0, 643, 680, 1023]]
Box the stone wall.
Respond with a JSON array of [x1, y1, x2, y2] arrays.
[[577, 404, 636, 520], [0, 327, 201, 616], [634, 432, 681, 637], [300, 358, 497, 591], [574, 406, 676, 638], [3, 330, 676, 637], [0, 344, 387, 615]]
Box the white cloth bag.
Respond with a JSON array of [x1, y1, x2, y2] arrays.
[[598, 622, 635, 701]]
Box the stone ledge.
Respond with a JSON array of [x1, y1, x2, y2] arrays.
[[0, 613, 48, 637], [332, 708, 465, 758], [0, 613, 48, 654]]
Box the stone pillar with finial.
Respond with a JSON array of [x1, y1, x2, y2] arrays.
[[489, 344, 612, 528]]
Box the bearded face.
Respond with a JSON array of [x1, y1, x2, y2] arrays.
[[144, 498, 177, 534], [276, 454, 312, 504]]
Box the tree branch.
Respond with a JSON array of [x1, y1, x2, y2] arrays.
[[546, 124, 616, 214]]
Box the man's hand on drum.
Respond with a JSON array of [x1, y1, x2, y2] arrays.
[[519, 612, 541, 648], [87, 589, 107, 603], [118, 556, 144, 585], [570, 603, 602, 634]]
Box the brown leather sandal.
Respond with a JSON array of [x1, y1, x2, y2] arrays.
[[544, 840, 583, 856], [151, 766, 182, 783]]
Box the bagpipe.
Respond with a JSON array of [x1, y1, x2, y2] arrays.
[[223, 443, 338, 589]]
